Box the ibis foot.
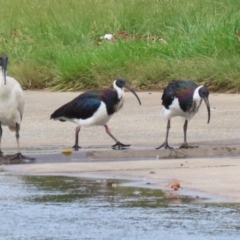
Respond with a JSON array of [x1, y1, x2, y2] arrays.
[[156, 142, 173, 150], [179, 143, 199, 149], [112, 142, 130, 150], [72, 145, 81, 151], [10, 153, 35, 162]]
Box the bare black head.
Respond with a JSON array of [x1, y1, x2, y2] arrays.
[[198, 86, 210, 124], [0, 54, 8, 85], [114, 77, 141, 105]]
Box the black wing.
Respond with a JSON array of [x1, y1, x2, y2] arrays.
[[162, 80, 198, 111], [50, 92, 102, 120], [161, 84, 175, 109]]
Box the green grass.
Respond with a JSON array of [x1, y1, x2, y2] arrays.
[[0, 0, 240, 91]]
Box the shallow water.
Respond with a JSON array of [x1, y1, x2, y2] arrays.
[[1, 172, 240, 240]]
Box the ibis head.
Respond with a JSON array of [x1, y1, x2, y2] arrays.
[[198, 86, 210, 124], [0, 54, 8, 85], [115, 77, 141, 105]]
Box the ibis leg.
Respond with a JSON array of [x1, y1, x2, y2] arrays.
[[179, 120, 198, 148], [10, 123, 35, 161], [104, 125, 130, 150], [16, 123, 20, 153], [0, 123, 3, 156], [72, 126, 81, 151], [156, 119, 173, 149]]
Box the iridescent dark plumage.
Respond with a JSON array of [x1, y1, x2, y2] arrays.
[[50, 77, 141, 150], [50, 89, 119, 121], [162, 80, 198, 112], [157, 79, 211, 149]]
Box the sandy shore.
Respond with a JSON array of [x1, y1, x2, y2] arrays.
[[2, 154, 240, 202], [1, 91, 240, 202]]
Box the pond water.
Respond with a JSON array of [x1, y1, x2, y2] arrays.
[[0, 172, 240, 240]]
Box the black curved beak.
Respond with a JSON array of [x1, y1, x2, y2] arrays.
[[1, 57, 7, 85], [203, 97, 210, 124], [124, 83, 141, 105]]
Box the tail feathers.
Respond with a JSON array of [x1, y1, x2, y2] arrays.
[[50, 105, 66, 119], [50, 104, 70, 122]]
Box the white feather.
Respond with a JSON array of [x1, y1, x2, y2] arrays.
[[162, 98, 185, 120]]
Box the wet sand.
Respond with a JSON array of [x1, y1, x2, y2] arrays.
[[1, 91, 240, 202]]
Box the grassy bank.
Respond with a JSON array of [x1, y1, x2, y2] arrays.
[[0, 0, 240, 91]]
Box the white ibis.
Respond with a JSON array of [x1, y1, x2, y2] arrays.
[[50, 77, 141, 150], [0, 54, 33, 160], [157, 79, 210, 149]]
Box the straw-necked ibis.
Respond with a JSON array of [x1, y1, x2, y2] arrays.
[[50, 77, 141, 150], [157, 79, 210, 149]]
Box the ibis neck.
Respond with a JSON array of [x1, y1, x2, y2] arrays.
[[113, 80, 125, 99], [193, 85, 202, 101], [191, 85, 203, 112]]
